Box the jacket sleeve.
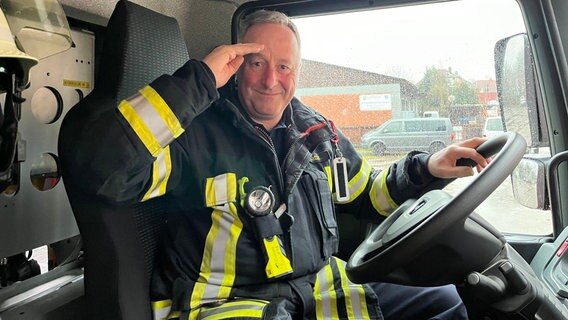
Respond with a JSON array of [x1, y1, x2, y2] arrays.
[[63, 60, 219, 205], [332, 128, 451, 221]]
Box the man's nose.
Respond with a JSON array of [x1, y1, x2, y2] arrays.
[[261, 66, 278, 88]]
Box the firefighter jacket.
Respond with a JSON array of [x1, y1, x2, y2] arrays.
[[66, 60, 445, 319]]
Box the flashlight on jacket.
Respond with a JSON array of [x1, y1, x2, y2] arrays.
[[245, 186, 293, 279], [245, 186, 274, 217]]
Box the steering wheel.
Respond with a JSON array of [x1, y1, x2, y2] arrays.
[[346, 132, 527, 285]]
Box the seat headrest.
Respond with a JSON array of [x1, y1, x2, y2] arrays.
[[98, 0, 189, 103]]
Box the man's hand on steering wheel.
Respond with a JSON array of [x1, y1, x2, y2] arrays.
[[428, 137, 491, 179]]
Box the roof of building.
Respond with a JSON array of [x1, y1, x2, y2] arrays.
[[298, 59, 422, 98]]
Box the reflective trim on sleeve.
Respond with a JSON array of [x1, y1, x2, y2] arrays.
[[369, 168, 398, 216], [315, 258, 373, 320], [140, 85, 185, 139], [142, 146, 172, 202], [334, 159, 371, 204], [152, 299, 172, 320], [334, 257, 369, 319], [314, 259, 339, 319], [151, 299, 181, 320], [118, 98, 162, 157], [191, 173, 243, 310], [118, 86, 184, 156], [198, 299, 268, 320]]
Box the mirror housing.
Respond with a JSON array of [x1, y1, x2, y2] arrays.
[[511, 155, 549, 210]]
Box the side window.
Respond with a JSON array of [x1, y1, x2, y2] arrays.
[[405, 121, 420, 132], [383, 121, 402, 133], [294, 0, 552, 235], [425, 121, 445, 132]]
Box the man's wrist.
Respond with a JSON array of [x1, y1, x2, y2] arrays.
[[408, 151, 435, 186]]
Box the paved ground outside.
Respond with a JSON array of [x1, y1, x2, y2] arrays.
[[359, 148, 552, 236]]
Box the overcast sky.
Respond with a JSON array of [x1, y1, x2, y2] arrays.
[[293, 0, 526, 84]]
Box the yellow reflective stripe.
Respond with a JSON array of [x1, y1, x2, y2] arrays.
[[334, 159, 371, 204], [199, 299, 268, 320], [202, 309, 262, 320], [151, 299, 172, 320], [190, 211, 222, 308], [324, 165, 332, 191], [126, 93, 174, 147], [314, 272, 324, 319], [205, 179, 216, 208], [191, 173, 242, 309], [220, 202, 241, 295], [334, 257, 369, 319], [326, 263, 339, 319], [118, 86, 184, 156], [118, 99, 162, 156], [140, 86, 185, 139], [204, 309, 261, 320], [142, 146, 172, 201], [370, 169, 398, 216], [205, 174, 237, 207], [315, 262, 339, 319]]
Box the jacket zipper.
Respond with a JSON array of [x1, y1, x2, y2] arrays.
[[246, 122, 286, 196]]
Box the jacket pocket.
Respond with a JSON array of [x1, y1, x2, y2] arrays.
[[301, 167, 339, 259]]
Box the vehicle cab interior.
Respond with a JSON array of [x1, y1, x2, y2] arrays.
[[1, 0, 568, 319]]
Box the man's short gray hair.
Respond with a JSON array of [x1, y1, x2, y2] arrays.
[[238, 9, 301, 49]]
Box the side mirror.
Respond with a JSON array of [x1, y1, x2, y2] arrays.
[[495, 33, 549, 149], [511, 155, 549, 210]]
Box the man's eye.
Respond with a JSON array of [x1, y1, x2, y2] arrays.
[[279, 65, 291, 72], [249, 61, 264, 68]]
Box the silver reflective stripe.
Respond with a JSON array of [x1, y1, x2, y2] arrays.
[[335, 257, 364, 319], [142, 146, 172, 201], [202, 203, 234, 303], [206, 174, 233, 293], [347, 285, 363, 319], [191, 173, 242, 309], [128, 92, 175, 148], [214, 174, 229, 204], [346, 160, 371, 202], [316, 265, 334, 319], [151, 299, 172, 320], [369, 169, 397, 216]]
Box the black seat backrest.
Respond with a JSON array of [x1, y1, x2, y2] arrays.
[[58, 1, 189, 319]]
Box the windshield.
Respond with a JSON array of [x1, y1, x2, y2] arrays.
[[293, 0, 552, 235]]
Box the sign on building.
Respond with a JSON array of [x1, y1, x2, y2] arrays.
[[359, 93, 392, 111]]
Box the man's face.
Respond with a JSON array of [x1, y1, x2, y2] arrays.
[[237, 23, 300, 127]]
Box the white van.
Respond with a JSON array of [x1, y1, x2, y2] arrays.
[[483, 116, 505, 139], [360, 117, 454, 155]]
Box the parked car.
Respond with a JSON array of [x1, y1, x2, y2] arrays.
[[483, 116, 505, 139], [360, 117, 455, 155]]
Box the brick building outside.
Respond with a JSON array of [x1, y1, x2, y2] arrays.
[[296, 59, 422, 145]]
